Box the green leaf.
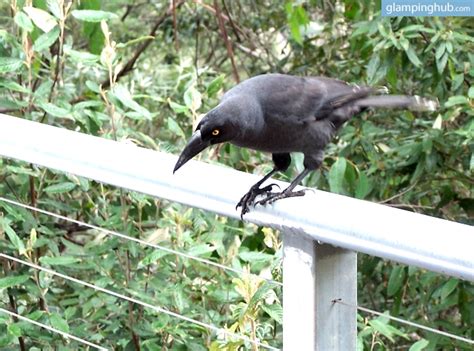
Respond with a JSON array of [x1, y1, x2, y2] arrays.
[[468, 86, 474, 99], [0, 57, 24, 73], [74, 100, 103, 110], [184, 85, 202, 111], [409, 339, 429, 351], [33, 26, 60, 52], [387, 266, 405, 296], [368, 319, 395, 342], [445, 41, 453, 53], [452, 32, 474, 42], [248, 282, 274, 311], [111, 84, 151, 119], [451, 73, 464, 91], [71, 10, 118, 22], [366, 54, 380, 83], [399, 36, 409, 51], [77, 176, 90, 192], [186, 244, 216, 256], [356, 334, 364, 351], [23, 6, 57, 32], [167, 117, 185, 139], [27, 310, 44, 321], [152, 314, 170, 330], [286, 3, 308, 45], [37, 101, 71, 118], [173, 289, 185, 311], [435, 42, 446, 60], [239, 251, 273, 263], [43, 182, 77, 194], [377, 22, 389, 37], [7, 323, 22, 337], [328, 157, 347, 194], [287, 15, 301, 44], [138, 250, 170, 268], [64, 307, 77, 320], [440, 278, 458, 300], [355, 173, 370, 199], [6, 166, 39, 177], [444, 95, 468, 107], [0, 275, 29, 289], [262, 304, 283, 324], [14, 11, 34, 32], [39, 256, 80, 266], [85, 22, 105, 54], [168, 99, 188, 114], [49, 313, 69, 333], [405, 47, 421, 67], [207, 75, 225, 97], [0, 98, 28, 109], [401, 24, 428, 33], [436, 52, 448, 73], [0, 218, 26, 255], [85, 80, 101, 93], [0, 79, 30, 93], [47, 0, 62, 18], [351, 22, 370, 38], [64, 48, 99, 64], [432, 114, 442, 130]]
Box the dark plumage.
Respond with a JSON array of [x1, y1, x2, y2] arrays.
[[174, 74, 437, 217]]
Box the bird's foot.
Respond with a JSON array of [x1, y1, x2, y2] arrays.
[[257, 189, 307, 206], [236, 183, 280, 218]]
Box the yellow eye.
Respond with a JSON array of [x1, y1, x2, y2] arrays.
[[212, 129, 220, 136]]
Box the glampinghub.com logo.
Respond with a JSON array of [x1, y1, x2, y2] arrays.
[[382, 0, 473, 16]]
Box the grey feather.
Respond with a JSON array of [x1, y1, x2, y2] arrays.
[[356, 95, 439, 111]]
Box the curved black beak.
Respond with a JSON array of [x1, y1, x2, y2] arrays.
[[173, 130, 210, 173]]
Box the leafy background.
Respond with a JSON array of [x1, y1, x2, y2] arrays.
[[0, 0, 473, 350]]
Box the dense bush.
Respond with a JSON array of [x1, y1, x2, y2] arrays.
[[0, 0, 472, 350]]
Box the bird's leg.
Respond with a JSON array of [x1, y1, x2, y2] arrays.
[[257, 169, 311, 206], [236, 168, 280, 217]]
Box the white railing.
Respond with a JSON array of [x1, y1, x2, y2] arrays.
[[0, 114, 473, 350]]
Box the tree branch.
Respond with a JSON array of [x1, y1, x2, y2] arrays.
[[213, 0, 240, 83], [101, 0, 185, 90]]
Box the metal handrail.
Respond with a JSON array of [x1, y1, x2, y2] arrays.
[[0, 113, 471, 280]]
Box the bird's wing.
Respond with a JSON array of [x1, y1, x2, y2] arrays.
[[303, 77, 378, 121], [221, 74, 377, 124]]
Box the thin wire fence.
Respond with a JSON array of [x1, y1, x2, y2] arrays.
[[0, 253, 280, 351], [0, 196, 282, 287], [333, 299, 474, 345], [1, 190, 472, 348], [0, 307, 108, 350]]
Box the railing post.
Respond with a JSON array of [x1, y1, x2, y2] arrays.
[[283, 230, 357, 350]]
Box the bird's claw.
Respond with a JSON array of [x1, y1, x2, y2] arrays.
[[236, 183, 279, 218], [257, 189, 307, 206]]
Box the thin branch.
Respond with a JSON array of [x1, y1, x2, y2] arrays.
[[193, 0, 246, 38], [3, 261, 26, 351], [378, 182, 418, 204], [172, 0, 179, 51], [101, 0, 185, 90], [194, 13, 200, 80], [222, 0, 241, 42], [213, 0, 239, 83]]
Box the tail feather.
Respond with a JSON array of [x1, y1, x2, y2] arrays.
[[356, 95, 438, 112]]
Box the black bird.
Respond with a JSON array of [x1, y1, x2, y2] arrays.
[[173, 74, 437, 217]]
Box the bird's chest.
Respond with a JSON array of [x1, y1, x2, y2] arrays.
[[234, 117, 324, 153]]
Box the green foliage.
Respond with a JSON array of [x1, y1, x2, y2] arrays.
[[0, 0, 472, 350]]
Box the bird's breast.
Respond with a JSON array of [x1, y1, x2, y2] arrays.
[[232, 119, 333, 154]]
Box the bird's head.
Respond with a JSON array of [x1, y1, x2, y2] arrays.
[[173, 106, 238, 173]]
